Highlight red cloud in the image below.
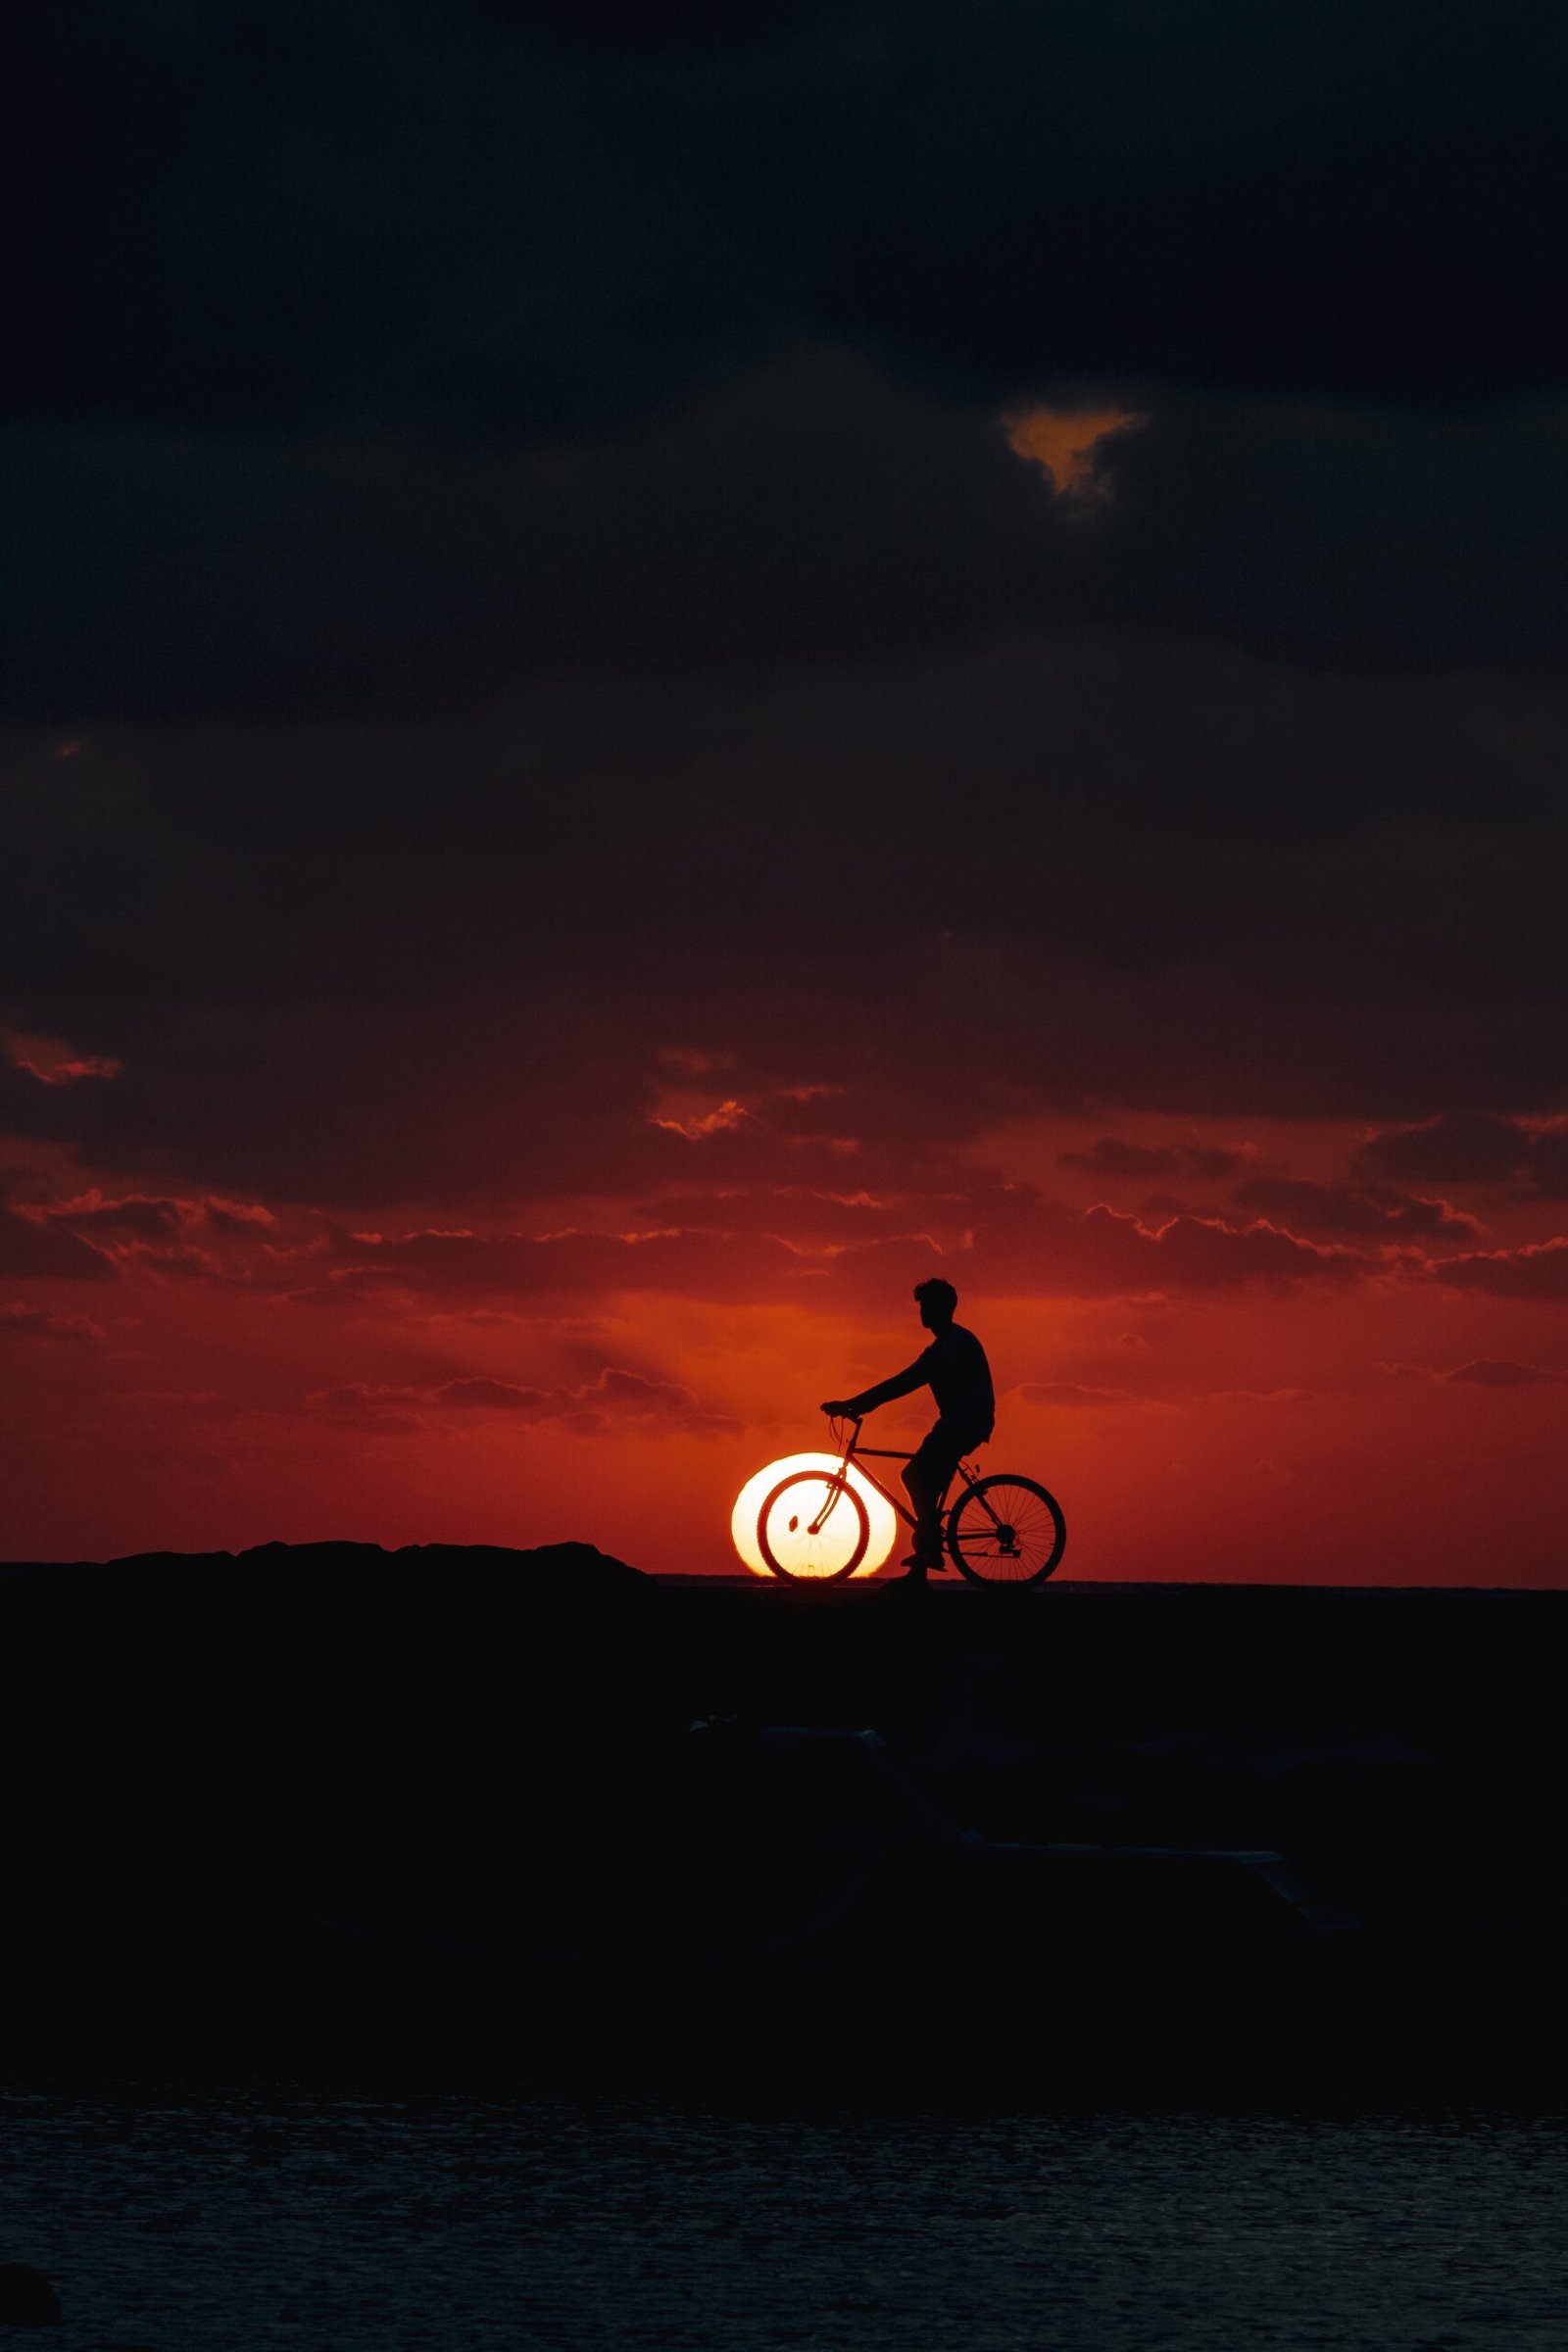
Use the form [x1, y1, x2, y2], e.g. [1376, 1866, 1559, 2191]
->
[1426, 1239, 1568, 1299]
[1232, 1177, 1477, 1241]
[1013, 1202, 1366, 1296]
[206, 1190, 1382, 1312]
[790, 1193, 1371, 1303]
[1354, 1110, 1528, 1183]
[46, 1193, 277, 1241]
[46, 1194, 185, 1239]
[198, 1201, 278, 1234]
[652, 1099, 755, 1140]
[16, 1175, 1380, 1320]
[0, 1205, 117, 1281]
[1059, 1137, 1250, 1180]
[1, 1027, 122, 1085]
[0, 1300, 104, 1342]
[310, 1365, 738, 1437]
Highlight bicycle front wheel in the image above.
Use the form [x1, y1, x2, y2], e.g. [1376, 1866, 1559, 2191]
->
[947, 1474, 1066, 1587]
[758, 1470, 869, 1582]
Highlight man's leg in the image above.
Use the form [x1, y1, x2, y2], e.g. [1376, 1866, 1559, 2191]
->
[902, 1423, 966, 1569]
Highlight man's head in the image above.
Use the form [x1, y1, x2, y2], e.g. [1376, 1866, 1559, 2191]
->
[914, 1276, 957, 1332]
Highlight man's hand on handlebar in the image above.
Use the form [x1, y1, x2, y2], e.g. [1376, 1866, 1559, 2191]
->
[820, 1398, 856, 1417]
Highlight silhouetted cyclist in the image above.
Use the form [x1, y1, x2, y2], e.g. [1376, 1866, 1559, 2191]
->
[821, 1277, 995, 1584]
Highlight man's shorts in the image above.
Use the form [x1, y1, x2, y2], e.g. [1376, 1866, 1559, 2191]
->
[906, 1418, 993, 1494]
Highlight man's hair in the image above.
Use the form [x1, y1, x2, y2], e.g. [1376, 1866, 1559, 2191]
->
[914, 1276, 957, 1318]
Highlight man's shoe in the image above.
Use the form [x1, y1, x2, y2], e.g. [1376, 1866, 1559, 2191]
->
[894, 1551, 940, 1580]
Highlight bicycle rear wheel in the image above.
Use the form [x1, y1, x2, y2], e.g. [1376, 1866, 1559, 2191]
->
[946, 1474, 1065, 1586]
[758, 1470, 869, 1582]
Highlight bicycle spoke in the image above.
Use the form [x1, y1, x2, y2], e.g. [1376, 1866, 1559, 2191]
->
[760, 1473, 868, 1580]
[949, 1479, 1064, 1585]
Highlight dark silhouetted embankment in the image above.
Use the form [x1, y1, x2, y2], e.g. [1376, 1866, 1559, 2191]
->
[1, 1543, 1562, 2097]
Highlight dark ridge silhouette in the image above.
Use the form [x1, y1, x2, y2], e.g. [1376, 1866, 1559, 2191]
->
[0, 1543, 1562, 2099]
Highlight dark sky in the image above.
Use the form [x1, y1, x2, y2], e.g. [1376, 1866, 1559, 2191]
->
[4, 1, 1567, 1575]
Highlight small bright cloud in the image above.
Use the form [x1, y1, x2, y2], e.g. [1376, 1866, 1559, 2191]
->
[652, 1097, 754, 1140]
[1004, 404, 1149, 499]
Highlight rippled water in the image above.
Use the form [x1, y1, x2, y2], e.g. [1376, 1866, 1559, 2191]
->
[1, 2090, 1563, 2350]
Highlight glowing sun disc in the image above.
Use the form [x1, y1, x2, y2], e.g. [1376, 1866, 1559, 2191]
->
[731, 1451, 899, 1579]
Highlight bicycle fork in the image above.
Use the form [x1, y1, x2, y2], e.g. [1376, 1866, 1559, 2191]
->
[806, 1472, 856, 1539]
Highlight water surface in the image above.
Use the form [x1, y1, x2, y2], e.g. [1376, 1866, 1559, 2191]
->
[1, 2091, 1562, 2349]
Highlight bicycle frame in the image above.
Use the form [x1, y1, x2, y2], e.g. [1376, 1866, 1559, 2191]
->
[812, 1415, 1003, 1544]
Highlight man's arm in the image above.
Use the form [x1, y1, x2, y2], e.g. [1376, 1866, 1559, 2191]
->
[821, 1353, 929, 1417]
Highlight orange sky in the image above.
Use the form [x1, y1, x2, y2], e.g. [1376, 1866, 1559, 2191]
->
[5, 1053, 1565, 1581]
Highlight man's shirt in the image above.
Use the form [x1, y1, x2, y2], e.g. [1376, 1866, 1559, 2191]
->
[849, 1322, 995, 1432]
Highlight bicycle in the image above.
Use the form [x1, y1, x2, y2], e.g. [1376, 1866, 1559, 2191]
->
[757, 1415, 1066, 1586]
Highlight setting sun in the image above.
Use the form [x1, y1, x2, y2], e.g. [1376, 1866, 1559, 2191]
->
[730, 1452, 899, 1579]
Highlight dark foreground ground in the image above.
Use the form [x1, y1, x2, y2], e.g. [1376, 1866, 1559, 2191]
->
[1, 1543, 1562, 2103]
